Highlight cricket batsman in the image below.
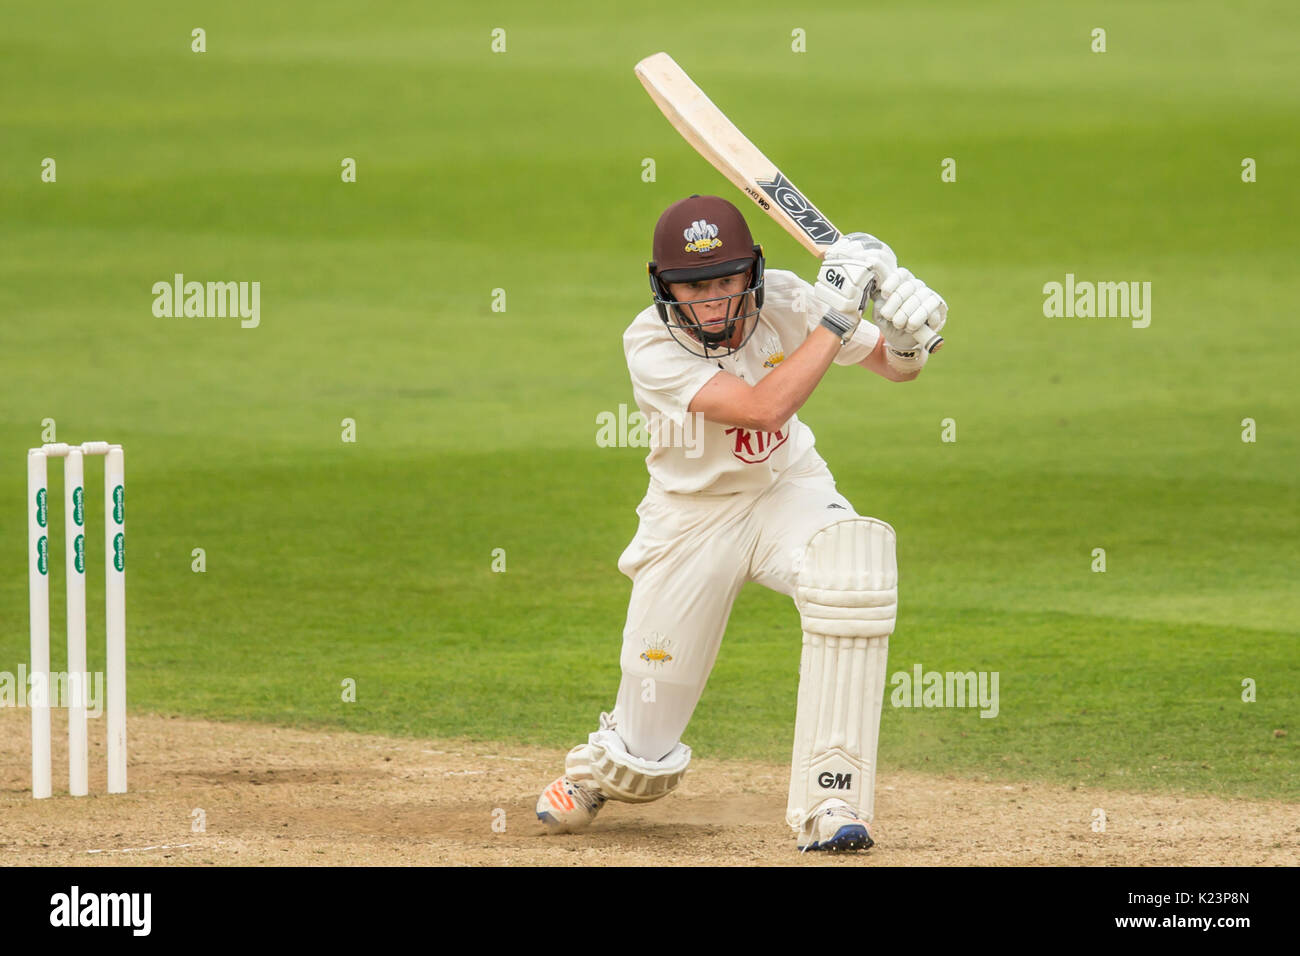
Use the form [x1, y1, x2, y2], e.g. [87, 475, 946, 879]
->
[536, 195, 947, 851]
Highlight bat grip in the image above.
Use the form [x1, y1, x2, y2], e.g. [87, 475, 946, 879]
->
[912, 324, 944, 353]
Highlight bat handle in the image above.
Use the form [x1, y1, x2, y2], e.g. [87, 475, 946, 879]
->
[861, 279, 944, 353]
[912, 324, 944, 353]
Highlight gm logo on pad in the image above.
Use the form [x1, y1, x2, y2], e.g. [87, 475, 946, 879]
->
[818, 771, 852, 790]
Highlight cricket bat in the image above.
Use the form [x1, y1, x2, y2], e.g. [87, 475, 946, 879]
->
[634, 51, 943, 353]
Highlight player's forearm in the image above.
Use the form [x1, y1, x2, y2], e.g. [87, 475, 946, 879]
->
[748, 325, 843, 430]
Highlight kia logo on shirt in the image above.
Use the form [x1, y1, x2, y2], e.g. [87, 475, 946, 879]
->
[723, 426, 788, 463]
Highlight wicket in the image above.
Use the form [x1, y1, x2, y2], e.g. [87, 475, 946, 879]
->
[27, 441, 126, 799]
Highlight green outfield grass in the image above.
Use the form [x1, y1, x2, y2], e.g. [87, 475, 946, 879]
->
[1, 0, 1295, 800]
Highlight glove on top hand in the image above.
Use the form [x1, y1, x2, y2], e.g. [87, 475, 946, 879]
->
[813, 233, 897, 341]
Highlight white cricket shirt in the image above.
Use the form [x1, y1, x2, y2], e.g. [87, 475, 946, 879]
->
[623, 268, 880, 495]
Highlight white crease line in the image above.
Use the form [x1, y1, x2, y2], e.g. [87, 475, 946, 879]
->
[420, 751, 528, 762]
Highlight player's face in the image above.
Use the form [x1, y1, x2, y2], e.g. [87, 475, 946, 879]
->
[667, 272, 751, 346]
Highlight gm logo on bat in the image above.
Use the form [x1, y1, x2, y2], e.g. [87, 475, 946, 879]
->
[757, 173, 838, 244]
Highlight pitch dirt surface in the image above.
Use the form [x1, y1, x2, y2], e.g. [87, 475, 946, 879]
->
[1, 711, 1295, 867]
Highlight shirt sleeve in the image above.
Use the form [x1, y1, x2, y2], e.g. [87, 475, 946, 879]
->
[769, 270, 881, 366]
[624, 315, 725, 427]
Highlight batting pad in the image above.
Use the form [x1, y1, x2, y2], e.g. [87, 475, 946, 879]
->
[787, 518, 896, 827]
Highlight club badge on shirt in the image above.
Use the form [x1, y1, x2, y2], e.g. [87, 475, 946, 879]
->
[760, 333, 785, 368]
[724, 425, 789, 464]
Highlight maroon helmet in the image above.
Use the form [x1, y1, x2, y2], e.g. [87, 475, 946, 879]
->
[647, 195, 765, 357]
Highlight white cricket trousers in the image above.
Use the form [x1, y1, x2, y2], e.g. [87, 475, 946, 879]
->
[611, 448, 862, 761]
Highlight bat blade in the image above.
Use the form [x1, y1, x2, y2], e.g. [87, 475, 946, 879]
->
[634, 51, 943, 353]
[634, 52, 839, 258]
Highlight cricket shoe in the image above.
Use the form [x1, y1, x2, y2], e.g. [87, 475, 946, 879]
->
[536, 775, 607, 833]
[797, 799, 875, 852]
